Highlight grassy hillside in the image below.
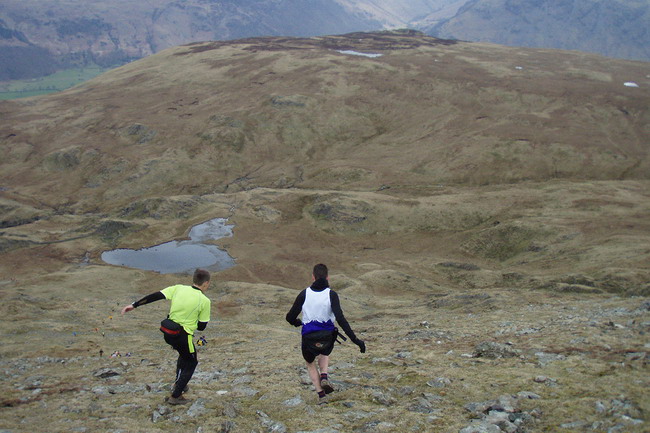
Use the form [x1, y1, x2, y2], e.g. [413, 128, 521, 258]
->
[1, 32, 648, 206]
[0, 31, 648, 432]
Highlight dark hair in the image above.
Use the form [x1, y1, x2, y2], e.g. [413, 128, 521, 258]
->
[313, 263, 328, 280]
[193, 269, 211, 286]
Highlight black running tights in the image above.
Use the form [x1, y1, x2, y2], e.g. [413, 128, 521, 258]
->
[164, 332, 198, 398]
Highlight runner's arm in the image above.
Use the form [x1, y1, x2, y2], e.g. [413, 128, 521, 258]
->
[121, 291, 165, 315]
[285, 290, 306, 326]
[132, 291, 165, 307]
[331, 291, 366, 352]
[330, 291, 358, 341]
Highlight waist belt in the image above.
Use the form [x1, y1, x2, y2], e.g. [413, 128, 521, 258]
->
[160, 326, 182, 335]
[160, 318, 183, 335]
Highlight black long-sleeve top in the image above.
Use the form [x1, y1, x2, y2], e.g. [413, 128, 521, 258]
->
[285, 281, 358, 341]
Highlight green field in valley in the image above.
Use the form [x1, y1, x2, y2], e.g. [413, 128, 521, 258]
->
[0, 65, 110, 100]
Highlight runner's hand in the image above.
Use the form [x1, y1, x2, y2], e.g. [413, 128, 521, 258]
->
[354, 338, 366, 353]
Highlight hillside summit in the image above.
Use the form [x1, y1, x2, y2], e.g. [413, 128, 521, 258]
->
[0, 31, 648, 432]
[1, 0, 648, 83]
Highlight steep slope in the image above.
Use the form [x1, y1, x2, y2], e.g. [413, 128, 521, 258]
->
[429, 0, 650, 61]
[1, 31, 648, 212]
[1, 30, 648, 293]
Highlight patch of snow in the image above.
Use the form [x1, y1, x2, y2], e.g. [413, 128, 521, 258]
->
[337, 50, 383, 58]
[624, 82, 639, 87]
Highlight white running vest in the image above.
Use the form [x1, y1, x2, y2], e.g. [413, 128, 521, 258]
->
[301, 288, 335, 325]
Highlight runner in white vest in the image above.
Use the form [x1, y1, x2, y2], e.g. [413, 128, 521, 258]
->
[286, 263, 366, 404]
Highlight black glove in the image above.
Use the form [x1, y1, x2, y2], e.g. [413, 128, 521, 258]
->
[353, 338, 366, 353]
[292, 319, 302, 327]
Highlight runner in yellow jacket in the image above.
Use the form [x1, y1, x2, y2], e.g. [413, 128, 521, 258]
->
[121, 269, 211, 405]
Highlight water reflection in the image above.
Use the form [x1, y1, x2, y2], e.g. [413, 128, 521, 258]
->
[101, 218, 235, 274]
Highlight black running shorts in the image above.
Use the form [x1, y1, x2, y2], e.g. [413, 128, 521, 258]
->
[301, 330, 335, 363]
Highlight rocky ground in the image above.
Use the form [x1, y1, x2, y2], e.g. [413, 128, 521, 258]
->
[0, 278, 647, 433]
[0, 188, 648, 432]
